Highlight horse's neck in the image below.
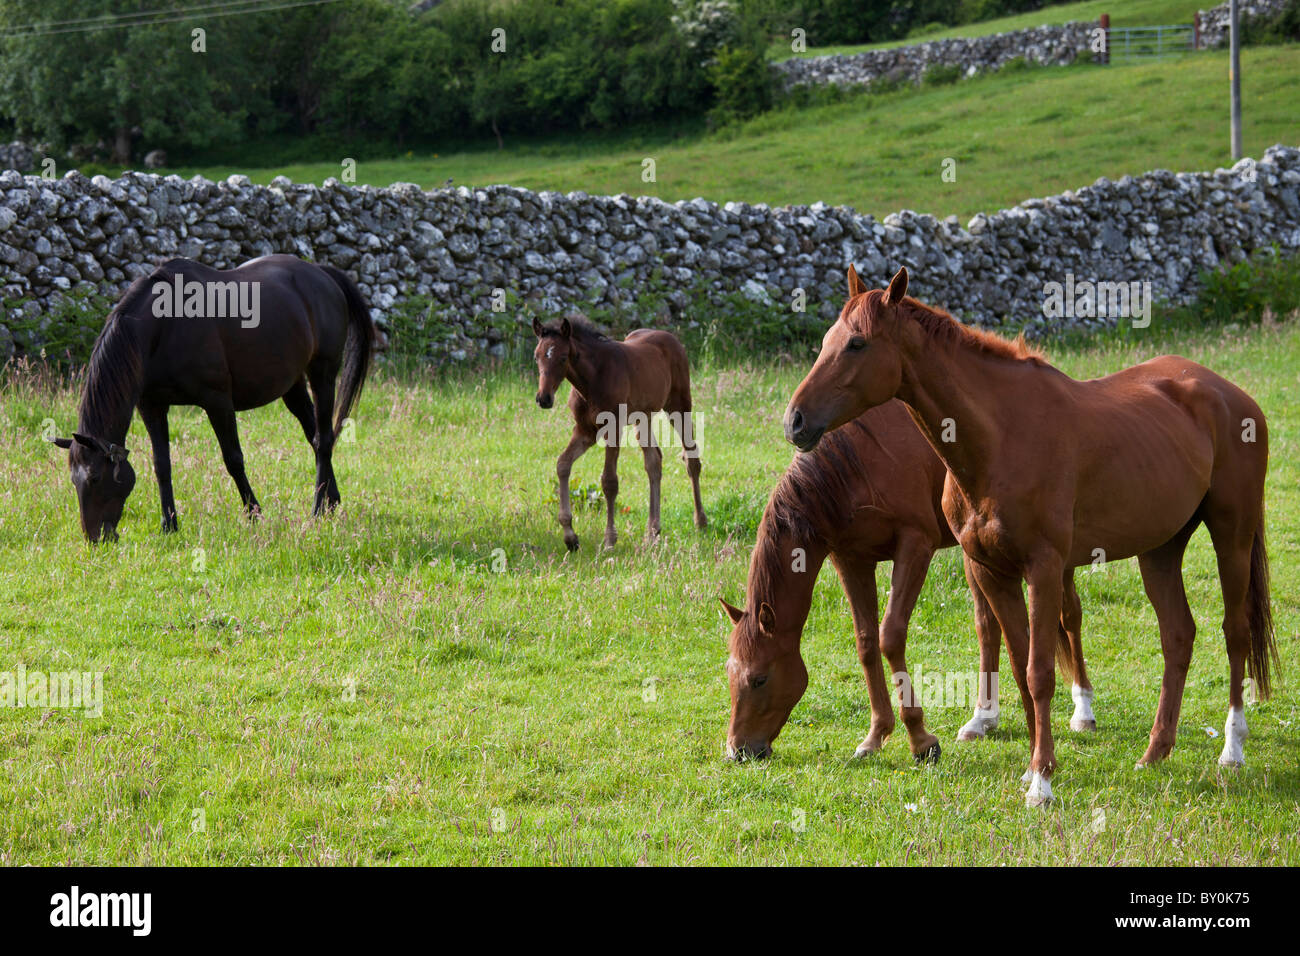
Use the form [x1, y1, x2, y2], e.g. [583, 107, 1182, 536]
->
[78, 317, 145, 444]
[565, 339, 613, 404]
[748, 522, 830, 644]
[897, 339, 1030, 497]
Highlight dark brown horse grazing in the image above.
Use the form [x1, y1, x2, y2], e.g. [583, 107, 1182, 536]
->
[51, 255, 374, 541]
[723, 401, 1095, 763]
[784, 265, 1277, 806]
[532, 316, 705, 551]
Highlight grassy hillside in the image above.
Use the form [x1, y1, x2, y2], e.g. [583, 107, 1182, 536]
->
[3, 316, 1298, 864]
[776, 0, 1213, 58]
[171, 46, 1300, 222]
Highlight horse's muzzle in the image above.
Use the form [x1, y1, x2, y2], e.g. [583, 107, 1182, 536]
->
[536, 393, 554, 410]
[726, 740, 773, 762]
[783, 407, 823, 452]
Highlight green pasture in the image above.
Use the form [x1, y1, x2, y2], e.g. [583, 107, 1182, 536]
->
[2, 314, 1298, 864]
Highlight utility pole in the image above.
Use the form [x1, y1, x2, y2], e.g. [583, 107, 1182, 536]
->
[1230, 0, 1242, 159]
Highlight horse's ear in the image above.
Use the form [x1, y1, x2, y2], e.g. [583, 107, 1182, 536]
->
[719, 598, 744, 625]
[847, 264, 867, 298]
[50, 436, 73, 449]
[559, 317, 572, 339]
[73, 433, 105, 453]
[757, 602, 776, 634]
[884, 266, 908, 306]
[531, 317, 544, 338]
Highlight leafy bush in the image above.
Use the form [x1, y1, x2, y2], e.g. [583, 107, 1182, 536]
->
[922, 62, 964, 86]
[1243, 0, 1300, 45]
[708, 44, 776, 124]
[1192, 248, 1300, 326]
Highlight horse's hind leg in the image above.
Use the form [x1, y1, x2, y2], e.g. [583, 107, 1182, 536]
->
[667, 402, 706, 529]
[601, 443, 621, 550]
[306, 362, 340, 515]
[636, 418, 662, 540]
[556, 425, 595, 552]
[1061, 569, 1097, 732]
[1136, 522, 1198, 767]
[957, 555, 1003, 741]
[205, 402, 260, 518]
[1204, 512, 1259, 767]
[282, 378, 317, 446]
[878, 532, 941, 763]
[138, 400, 179, 533]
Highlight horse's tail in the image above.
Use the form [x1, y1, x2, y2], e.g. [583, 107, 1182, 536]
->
[1247, 517, 1279, 699]
[320, 264, 374, 440]
[1054, 621, 1077, 685]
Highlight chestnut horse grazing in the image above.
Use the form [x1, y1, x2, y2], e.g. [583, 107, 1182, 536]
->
[51, 255, 374, 541]
[532, 316, 705, 551]
[784, 265, 1277, 806]
[723, 401, 1095, 763]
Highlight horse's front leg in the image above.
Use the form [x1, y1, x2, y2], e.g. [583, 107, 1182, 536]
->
[832, 559, 893, 757]
[556, 427, 594, 552]
[204, 402, 260, 518]
[879, 533, 941, 763]
[1025, 554, 1066, 806]
[138, 400, 178, 533]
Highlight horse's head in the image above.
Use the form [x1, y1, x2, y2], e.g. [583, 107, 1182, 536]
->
[721, 597, 808, 761]
[531, 317, 572, 409]
[784, 265, 909, 452]
[51, 433, 135, 542]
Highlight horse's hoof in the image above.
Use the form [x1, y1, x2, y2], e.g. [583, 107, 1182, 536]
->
[695, 516, 708, 530]
[564, 535, 580, 553]
[602, 536, 617, 550]
[956, 715, 996, 741]
[915, 742, 941, 765]
[1024, 771, 1054, 807]
[853, 741, 883, 759]
[1070, 718, 1098, 732]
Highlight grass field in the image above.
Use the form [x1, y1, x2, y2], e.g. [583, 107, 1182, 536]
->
[774, 0, 1211, 58]
[2, 315, 1298, 865]
[168, 46, 1300, 222]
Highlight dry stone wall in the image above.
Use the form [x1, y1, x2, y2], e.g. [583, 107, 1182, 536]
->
[2, 144, 1299, 362]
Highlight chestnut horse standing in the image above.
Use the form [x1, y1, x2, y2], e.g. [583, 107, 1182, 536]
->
[532, 316, 705, 551]
[723, 401, 1095, 763]
[784, 266, 1277, 806]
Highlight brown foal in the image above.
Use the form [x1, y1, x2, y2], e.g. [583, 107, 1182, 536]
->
[723, 401, 1093, 764]
[533, 316, 706, 551]
[784, 266, 1277, 806]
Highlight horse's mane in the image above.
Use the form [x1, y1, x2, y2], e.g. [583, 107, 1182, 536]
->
[78, 271, 157, 435]
[536, 314, 610, 347]
[737, 419, 876, 651]
[856, 290, 1044, 364]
